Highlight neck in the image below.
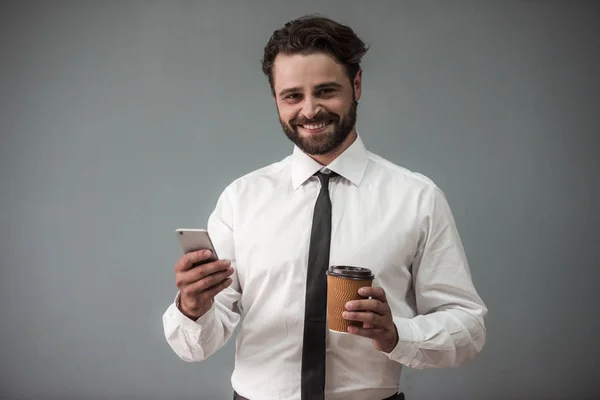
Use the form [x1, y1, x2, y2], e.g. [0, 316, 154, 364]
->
[309, 129, 357, 166]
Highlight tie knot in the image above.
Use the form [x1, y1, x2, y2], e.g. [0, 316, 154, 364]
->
[315, 171, 337, 187]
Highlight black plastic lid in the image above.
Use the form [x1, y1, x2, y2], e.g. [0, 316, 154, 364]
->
[326, 265, 374, 280]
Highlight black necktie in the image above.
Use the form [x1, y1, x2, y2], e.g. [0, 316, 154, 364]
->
[301, 171, 336, 400]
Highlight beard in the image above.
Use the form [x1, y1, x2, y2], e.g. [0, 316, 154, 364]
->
[279, 100, 357, 155]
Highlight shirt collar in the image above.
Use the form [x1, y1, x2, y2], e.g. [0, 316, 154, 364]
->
[290, 132, 369, 190]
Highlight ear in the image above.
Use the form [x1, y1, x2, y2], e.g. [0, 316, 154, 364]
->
[353, 69, 363, 101]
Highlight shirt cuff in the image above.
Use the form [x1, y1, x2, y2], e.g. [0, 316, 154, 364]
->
[382, 315, 421, 368]
[171, 291, 217, 331]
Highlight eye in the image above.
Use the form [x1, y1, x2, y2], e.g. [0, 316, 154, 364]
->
[284, 93, 301, 101]
[316, 88, 336, 97]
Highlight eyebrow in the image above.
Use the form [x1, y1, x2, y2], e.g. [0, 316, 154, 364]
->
[278, 81, 343, 97]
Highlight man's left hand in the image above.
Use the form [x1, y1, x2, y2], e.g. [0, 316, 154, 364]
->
[343, 286, 399, 353]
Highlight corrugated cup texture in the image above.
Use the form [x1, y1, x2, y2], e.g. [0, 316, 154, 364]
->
[327, 274, 373, 332]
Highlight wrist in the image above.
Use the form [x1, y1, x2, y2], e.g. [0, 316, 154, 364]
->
[177, 296, 208, 321]
[382, 323, 399, 353]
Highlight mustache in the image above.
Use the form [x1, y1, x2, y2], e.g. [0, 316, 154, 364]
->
[291, 112, 339, 127]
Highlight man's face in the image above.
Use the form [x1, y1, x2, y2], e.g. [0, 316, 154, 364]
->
[272, 52, 361, 155]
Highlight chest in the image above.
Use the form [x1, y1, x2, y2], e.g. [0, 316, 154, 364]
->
[232, 180, 422, 305]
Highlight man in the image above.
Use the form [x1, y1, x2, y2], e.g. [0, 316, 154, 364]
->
[163, 15, 487, 400]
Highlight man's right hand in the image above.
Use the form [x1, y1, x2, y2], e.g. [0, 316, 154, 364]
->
[174, 250, 234, 320]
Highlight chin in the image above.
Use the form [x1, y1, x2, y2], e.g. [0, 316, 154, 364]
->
[300, 131, 330, 141]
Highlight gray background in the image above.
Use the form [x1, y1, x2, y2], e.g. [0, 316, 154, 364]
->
[1, 1, 599, 399]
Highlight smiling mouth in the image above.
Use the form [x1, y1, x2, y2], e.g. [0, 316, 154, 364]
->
[298, 121, 332, 133]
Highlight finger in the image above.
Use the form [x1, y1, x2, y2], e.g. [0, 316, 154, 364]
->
[345, 299, 386, 315]
[342, 311, 386, 327]
[177, 263, 233, 289]
[358, 286, 387, 303]
[347, 325, 386, 339]
[198, 277, 233, 303]
[175, 250, 216, 272]
[176, 260, 232, 288]
[184, 269, 234, 296]
[192, 259, 232, 281]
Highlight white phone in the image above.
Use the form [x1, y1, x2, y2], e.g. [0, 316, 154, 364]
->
[175, 228, 219, 263]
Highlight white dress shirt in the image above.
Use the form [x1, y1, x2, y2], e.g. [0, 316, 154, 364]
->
[162, 134, 487, 400]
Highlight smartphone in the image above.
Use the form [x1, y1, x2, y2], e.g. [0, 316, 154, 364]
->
[175, 228, 219, 265]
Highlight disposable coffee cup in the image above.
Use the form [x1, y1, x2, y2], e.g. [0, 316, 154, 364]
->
[326, 265, 375, 332]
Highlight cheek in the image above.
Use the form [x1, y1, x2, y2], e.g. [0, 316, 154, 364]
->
[325, 98, 350, 116]
[278, 105, 298, 123]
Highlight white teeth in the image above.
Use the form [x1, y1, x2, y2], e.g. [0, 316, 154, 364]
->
[303, 122, 328, 130]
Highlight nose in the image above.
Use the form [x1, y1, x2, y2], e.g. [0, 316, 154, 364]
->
[301, 96, 321, 120]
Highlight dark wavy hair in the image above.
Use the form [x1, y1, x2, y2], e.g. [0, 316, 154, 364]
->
[261, 15, 369, 94]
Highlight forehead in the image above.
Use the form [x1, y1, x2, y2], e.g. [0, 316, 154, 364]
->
[272, 52, 348, 92]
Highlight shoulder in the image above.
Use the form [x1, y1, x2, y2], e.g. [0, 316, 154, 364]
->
[366, 151, 455, 221]
[366, 150, 440, 192]
[220, 155, 292, 199]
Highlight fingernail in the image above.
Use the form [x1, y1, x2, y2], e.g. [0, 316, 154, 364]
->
[203, 250, 212, 256]
[342, 312, 349, 318]
[345, 302, 352, 310]
[358, 288, 366, 295]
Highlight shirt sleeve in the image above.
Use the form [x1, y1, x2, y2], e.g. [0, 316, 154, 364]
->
[385, 184, 488, 369]
[162, 184, 242, 362]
